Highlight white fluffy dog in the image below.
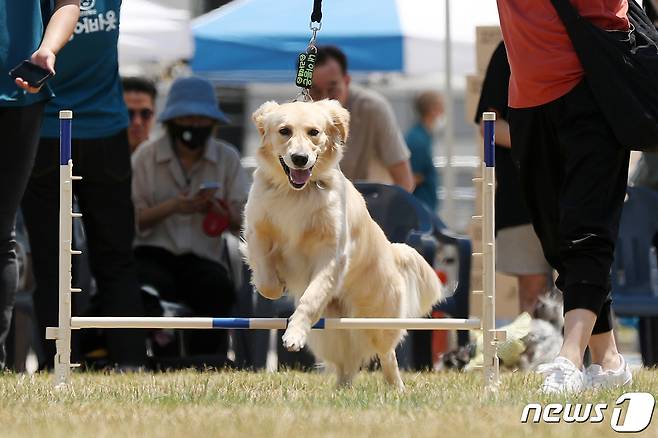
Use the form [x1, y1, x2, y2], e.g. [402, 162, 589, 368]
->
[241, 99, 445, 389]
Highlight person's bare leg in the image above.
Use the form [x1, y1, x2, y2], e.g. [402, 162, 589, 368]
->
[558, 308, 598, 369]
[588, 330, 622, 371]
[518, 273, 548, 314]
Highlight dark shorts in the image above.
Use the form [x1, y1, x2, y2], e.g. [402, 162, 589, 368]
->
[509, 80, 630, 334]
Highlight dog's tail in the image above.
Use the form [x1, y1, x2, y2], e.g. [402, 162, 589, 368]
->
[392, 243, 445, 318]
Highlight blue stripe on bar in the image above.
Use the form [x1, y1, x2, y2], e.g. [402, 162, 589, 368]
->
[483, 118, 495, 168]
[312, 318, 325, 329]
[484, 119, 495, 168]
[60, 118, 72, 165]
[211, 318, 250, 329]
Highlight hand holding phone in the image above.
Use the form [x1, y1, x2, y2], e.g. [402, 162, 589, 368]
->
[194, 181, 221, 199]
[10, 50, 55, 93]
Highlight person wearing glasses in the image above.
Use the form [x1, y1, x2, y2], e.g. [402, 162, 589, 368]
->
[122, 77, 157, 153]
[311, 46, 414, 192]
[21, 0, 146, 370]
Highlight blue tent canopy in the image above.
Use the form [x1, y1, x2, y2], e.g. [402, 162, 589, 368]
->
[191, 0, 434, 81]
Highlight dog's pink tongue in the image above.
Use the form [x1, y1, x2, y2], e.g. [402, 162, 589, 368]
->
[290, 168, 311, 185]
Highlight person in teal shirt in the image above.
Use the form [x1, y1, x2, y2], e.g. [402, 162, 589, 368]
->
[21, 0, 146, 369]
[0, 0, 78, 370]
[405, 91, 444, 213]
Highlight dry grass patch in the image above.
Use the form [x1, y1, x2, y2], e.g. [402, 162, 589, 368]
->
[0, 368, 656, 438]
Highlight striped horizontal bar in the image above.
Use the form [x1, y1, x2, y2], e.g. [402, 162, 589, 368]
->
[71, 317, 481, 330]
[320, 318, 480, 330]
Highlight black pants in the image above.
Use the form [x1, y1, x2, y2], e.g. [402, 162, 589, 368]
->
[0, 102, 45, 369]
[22, 129, 146, 367]
[509, 80, 630, 335]
[135, 246, 235, 356]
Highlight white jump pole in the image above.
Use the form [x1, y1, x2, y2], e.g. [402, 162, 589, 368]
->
[481, 112, 502, 391]
[46, 110, 82, 388]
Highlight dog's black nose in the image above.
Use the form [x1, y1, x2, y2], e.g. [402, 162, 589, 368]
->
[290, 153, 308, 167]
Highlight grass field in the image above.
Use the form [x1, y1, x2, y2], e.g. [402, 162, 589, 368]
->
[1, 368, 656, 438]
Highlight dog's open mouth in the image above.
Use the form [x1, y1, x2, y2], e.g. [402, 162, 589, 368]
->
[279, 157, 313, 189]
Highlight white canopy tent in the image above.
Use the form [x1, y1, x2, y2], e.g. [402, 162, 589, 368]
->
[118, 0, 194, 70]
[398, 0, 500, 77]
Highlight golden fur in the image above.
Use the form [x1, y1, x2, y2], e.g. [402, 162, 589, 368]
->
[241, 99, 444, 389]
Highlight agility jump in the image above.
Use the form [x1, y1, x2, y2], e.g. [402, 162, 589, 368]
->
[45, 109, 504, 392]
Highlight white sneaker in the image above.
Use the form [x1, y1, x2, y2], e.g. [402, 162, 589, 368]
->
[585, 354, 633, 390]
[536, 356, 586, 394]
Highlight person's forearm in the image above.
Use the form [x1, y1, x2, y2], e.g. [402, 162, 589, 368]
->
[137, 199, 177, 231]
[40, 1, 79, 55]
[389, 160, 415, 192]
[494, 119, 512, 148]
[414, 173, 425, 185]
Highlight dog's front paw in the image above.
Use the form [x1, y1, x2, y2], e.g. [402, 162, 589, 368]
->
[282, 326, 307, 352]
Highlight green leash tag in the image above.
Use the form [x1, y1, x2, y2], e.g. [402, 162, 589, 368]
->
[295, 52, 316, 89]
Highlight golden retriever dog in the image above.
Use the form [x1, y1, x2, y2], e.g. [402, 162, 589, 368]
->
[242, 99, 444, 390]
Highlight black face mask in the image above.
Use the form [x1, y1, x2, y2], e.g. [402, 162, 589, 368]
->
[168, 124, 213, 150]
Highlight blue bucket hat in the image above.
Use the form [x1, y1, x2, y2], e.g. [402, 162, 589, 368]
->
[159, 76, 230, 124]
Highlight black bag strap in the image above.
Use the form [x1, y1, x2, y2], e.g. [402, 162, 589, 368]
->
[550, 0, 658, 59]
[549, 0, 581, 27]
[551, 0, 658, 43]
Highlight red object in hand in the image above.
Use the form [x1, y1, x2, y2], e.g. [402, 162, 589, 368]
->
[435, 269, 448, 285]
[203, 199, 230, 237]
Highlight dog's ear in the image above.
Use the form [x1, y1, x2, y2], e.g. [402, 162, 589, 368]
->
[316, 99, 350, 144]
[252, 101, 280, 136]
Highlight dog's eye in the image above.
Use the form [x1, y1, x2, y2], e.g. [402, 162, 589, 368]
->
[308, 128, 319, 136]
[279, 127, 291, 136]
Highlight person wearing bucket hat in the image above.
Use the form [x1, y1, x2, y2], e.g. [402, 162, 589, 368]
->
[159, 76, 230, 124]
[131, 76, 250, 362]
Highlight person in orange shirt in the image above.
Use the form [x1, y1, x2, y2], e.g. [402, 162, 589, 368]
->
[497, 0, 633, 393]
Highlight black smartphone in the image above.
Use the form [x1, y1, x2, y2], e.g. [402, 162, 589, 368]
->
[8, 60, 53, 88]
